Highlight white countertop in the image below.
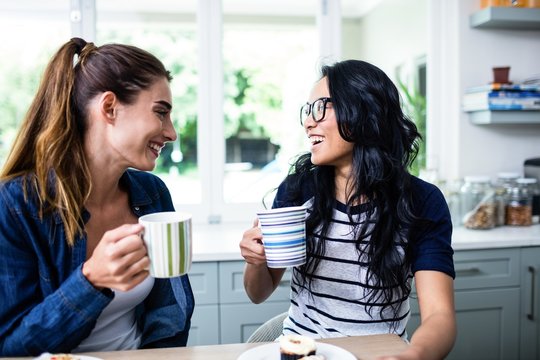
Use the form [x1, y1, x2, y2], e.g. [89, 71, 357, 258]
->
[191, 222, 540, 262]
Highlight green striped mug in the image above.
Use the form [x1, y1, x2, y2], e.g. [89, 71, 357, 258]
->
[139, 211, 192, 278]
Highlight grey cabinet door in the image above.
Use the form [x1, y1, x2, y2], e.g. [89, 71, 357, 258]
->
[450, 288, 520, 360]
[188, 262, 220, 345]
[521, 247, 540, 360]
[406, 248, 521, 360]
[188, 304, 220, 346]
[220, 301, 290, 344]
[406, 287, 520, 360]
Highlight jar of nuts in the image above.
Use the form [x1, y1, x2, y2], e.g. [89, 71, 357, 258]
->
[460, 176, 496, 230]
[505, 178, 533, 226]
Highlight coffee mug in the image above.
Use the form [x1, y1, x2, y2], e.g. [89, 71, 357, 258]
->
[257, 206, 307, 268]
[139, 211, 192, 278]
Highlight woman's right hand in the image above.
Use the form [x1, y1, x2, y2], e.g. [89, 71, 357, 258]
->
[239, 218, 267, 266]
[82, 223, 149, 292]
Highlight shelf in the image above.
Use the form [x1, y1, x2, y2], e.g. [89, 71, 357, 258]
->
[468, 110, 540, 124]
[470, 7, 540, 29]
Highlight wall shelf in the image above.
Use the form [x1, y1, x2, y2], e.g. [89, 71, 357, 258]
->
[470, 7, 540, 29]
[468, 110, 540, 124]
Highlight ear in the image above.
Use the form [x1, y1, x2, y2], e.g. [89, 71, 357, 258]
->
[98, 91, 118, 123]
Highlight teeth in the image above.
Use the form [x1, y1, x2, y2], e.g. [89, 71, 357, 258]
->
[149, 143, 162, 153]
[309, 136, 324, 144]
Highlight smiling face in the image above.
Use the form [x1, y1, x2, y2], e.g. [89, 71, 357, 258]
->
[304, 77, 354, 173]
[109, 76, 177, 171]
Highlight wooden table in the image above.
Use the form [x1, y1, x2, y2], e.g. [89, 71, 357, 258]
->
[1, 334, 408, 360]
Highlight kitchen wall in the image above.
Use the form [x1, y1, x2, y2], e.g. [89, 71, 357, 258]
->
[429, 0, 540, 181]
[342, 0, 427, 83]
[344, 0, 540, 183]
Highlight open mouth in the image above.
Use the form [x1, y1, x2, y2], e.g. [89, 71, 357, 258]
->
[309, 135, 325, 146]
[148, 142, 163, 156]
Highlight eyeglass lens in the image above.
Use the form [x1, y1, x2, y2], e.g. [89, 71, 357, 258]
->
[300, 98, 330, 125]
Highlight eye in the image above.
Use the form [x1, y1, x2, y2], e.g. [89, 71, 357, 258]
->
[155, 109, 169, 120]
[314, 100, 325, 113]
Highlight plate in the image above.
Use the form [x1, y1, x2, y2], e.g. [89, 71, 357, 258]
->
[34, 354, 103, 360]
[237, 342, 356, 360]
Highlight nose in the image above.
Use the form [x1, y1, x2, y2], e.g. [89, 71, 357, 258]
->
[163, 118, 177, 142]
[303, 112, 317, 130]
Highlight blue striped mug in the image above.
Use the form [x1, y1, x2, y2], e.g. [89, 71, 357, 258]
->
[257, 206, 307, 268]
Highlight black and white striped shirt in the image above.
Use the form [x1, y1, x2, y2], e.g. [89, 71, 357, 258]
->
[282, 198, 411, 339]
[275, 175, 454, 340]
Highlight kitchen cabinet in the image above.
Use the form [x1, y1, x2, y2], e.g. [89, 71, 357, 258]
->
[188, 260, 291, 345]
[407, 248, 522, 360]
[520, 247, 540, 360]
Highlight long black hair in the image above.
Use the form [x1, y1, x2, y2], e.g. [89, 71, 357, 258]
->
[286, 59, 421, 323]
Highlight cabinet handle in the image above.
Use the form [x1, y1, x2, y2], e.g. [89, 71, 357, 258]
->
[528, 266, 536, 321]
[455, 267, 481, 276]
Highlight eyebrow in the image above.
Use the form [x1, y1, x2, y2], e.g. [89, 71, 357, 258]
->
[155, 100, 172, 110]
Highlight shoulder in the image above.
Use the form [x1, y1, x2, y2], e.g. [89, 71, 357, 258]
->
[409, 176, 448, 217]
[0, 175, 40, 214]
[273, 171, 315, 208]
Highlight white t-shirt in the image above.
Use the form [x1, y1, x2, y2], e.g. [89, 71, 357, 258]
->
[73, 276, 155, 353]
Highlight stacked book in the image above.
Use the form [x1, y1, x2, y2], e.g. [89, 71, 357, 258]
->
[463, 83, 540, 112]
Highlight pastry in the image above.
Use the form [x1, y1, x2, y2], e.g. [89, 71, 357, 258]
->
[279, 334, 317, 360]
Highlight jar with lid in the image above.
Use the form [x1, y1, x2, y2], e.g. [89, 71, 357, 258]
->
[517, 177, 539, 225]
[444, 179, 463, 228]
[493, 172, 520, 226]
[505, 178, 534, 226]
[460, 176, 496, 230]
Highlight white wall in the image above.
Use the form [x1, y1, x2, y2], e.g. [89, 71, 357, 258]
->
[343, 0, 428, 80]
[345, 0, 540, 182]
[430, 0, 540, 182]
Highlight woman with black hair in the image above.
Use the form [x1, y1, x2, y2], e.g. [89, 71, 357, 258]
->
[240, 60, 455, 359]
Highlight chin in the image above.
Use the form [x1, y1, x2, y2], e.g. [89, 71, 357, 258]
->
[134, 161, 156, 172]
[310, 155, 323, 166]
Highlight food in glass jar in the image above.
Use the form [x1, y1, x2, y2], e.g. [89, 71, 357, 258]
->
[464, 203, 497, 229]
[506, 204, 532, 226]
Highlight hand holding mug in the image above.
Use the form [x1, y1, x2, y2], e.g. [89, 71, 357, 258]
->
[82, 223, 149, 291]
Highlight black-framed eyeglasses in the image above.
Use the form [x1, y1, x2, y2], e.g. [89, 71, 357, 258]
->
[299, 97, 333, 126]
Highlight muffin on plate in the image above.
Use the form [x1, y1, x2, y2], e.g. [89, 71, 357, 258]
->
[279, 334, 317, 359]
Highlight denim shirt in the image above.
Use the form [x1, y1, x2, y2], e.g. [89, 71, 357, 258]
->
[0, 169, 194, 356]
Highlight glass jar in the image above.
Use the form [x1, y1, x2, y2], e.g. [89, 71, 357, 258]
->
[505, 178, 534, 226]
[493, 172, 520, 226]
[444, 179, 463, 228]
[460, 176, 496, 230]
[521, 178, 540, 225]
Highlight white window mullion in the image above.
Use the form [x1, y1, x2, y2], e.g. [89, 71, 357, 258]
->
[317, 0, 341, 62]
[198, 0, 224, 224]
[70, 0, 96, 41]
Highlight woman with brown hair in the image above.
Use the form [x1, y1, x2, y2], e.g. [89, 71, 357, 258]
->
[0, 38, 193, 356]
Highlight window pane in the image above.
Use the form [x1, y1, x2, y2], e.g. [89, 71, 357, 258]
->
[96, 0, 200, 204]
[0, 1, 70, 168]
[222, 2, 319, 206]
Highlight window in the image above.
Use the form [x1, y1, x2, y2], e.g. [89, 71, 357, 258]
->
[0, 1, 70, 165]
[1, 1, 428, 227]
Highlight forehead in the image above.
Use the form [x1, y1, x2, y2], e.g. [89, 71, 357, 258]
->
[309, 76, 330, 101]
[150, 77, 172, 99]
